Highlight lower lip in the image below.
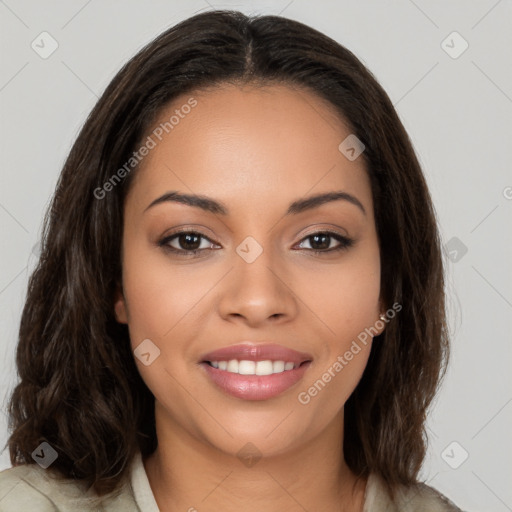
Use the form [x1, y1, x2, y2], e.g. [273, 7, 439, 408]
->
[200, 361, 312, 400]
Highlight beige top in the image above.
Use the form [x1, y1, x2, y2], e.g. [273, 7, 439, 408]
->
[0, 451, 464, 511]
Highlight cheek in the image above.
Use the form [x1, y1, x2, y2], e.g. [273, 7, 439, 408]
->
[295, 244, 381, 343]
[297, 246, 380, 402]
[120, 239, 204, 344]
[300, 347, 371, 414]
[120, 242, 199, 407]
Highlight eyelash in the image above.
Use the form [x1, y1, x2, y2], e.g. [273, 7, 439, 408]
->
[158, 229, 354, 257]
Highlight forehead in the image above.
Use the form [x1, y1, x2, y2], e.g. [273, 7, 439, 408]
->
[127, 83, 373, 219]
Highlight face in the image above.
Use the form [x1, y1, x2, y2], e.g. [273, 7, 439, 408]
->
[114, 83, 385, 458]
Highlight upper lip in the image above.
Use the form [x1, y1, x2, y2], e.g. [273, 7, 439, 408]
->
[199, 343, 313, 364]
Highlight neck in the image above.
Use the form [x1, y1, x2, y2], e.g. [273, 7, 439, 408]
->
[143, 403, 366, 512]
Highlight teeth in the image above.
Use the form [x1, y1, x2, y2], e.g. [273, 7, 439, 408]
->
[209, 359, 299, 375]
[273, 360, 284, 373]
[239, 360, 256, 375]
[227, 360, 239, 373]
[255, 361, 273, 375]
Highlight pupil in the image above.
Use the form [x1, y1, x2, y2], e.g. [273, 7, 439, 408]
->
[180, 233, 200, 250]
[311, 234, 329, 250]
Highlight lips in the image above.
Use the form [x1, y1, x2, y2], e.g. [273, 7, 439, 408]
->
[198, 342, 313, 400]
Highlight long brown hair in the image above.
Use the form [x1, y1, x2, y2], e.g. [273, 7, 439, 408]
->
[6, 9, 449, 499]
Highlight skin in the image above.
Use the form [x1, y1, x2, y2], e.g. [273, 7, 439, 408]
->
[114, 83, 386, 512]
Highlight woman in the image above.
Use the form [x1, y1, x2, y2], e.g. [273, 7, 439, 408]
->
[0, 9, 465, 511]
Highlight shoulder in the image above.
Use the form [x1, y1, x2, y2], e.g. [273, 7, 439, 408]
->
[394, 481, 465, 511]
[365, 472, 466, 511]
[0, 464, 139, 512]
[0, 464, 60, 511]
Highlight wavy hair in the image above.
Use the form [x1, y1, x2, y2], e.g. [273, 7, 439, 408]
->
[6, 9, 449, 499]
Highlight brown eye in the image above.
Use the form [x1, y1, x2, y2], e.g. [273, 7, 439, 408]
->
[174, 233, 202, 251]
[297, 231, 354, 254]
[158, 231, 218, 256]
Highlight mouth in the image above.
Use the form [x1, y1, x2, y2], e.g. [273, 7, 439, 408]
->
[198, 342, 313, 400]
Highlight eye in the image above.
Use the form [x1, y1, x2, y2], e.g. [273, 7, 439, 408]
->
[158, 230, 218, 256]
[158, 229, 354, 257]
[296, 231, 354, 254]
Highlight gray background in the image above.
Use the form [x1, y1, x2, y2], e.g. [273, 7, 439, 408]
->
[1, 1, 511, 510]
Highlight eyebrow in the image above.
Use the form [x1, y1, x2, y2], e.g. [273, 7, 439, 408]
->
[144, 190, 366, 217]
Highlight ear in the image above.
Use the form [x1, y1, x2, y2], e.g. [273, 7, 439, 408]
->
[114, 283, 128, 324]
[374, 300, 389, 337]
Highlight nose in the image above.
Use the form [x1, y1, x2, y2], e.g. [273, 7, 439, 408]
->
[216, 247, 298, 327]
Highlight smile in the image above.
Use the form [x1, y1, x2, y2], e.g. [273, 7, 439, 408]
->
[198, 342, 313, 400]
